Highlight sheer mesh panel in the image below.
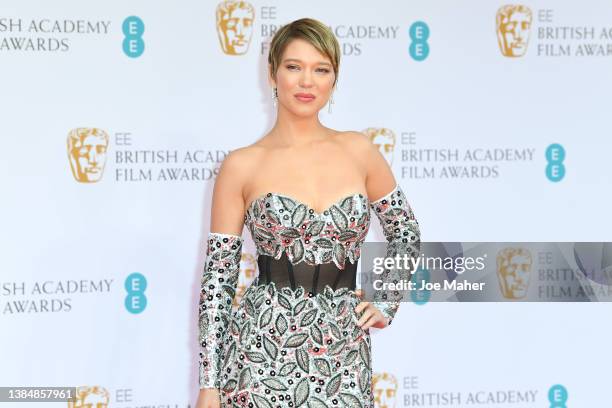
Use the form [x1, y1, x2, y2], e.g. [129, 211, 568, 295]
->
[255, 252, 357, 294]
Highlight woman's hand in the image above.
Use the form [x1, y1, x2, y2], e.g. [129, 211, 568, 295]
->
[354, 289, 390, 330]
[196, 388, 221, 408]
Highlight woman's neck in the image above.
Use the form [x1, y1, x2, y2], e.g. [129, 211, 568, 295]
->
[270, 110, 329, 147]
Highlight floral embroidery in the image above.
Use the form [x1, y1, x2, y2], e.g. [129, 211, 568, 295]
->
[199, 184, 421, 407]
[219, 282, 373, 408]
[369, 185, 421, 326]
[199, 232, 244, 389]
[244, 193, 370, 270]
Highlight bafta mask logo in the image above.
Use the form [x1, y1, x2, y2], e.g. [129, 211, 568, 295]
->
[496, 247, 533, 299]
[216, 1, 255, 55]
[363, 128, 396, 166]
[67, 386, 109, 408]
[234, 252, 258, 308]
[372, 372, 398, 408]
[496, 5, 533, 57]
[67, 128, 109, 183]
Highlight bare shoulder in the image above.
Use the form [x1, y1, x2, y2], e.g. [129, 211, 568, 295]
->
[333, 130, 371, 145]
[209, 144, 265, 234]
[213, 144, 266, 210]
[332, 130, 377, 158]
[217, 144, 265, 184]
[332, 130, 397, 199]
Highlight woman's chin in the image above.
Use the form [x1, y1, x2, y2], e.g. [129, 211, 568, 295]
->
[284, 104, 323, 117]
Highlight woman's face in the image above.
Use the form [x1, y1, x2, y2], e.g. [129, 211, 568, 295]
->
[270, 38, 336, 117]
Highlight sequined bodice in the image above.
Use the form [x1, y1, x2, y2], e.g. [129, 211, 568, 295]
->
[199, 183, 419, 388]
[244, 192, 371, 271]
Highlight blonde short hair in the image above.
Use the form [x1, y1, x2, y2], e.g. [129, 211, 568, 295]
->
[268, 18, 340, 87]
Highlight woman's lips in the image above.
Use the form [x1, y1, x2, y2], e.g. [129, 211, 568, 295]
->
[294, 93, 315, 102]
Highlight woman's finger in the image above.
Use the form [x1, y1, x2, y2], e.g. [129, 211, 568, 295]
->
[368, 305, 390, 329]
[354, 300, 370, 313]
[357, 307, 374, 327]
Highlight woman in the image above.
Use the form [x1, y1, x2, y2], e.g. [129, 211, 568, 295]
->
[197, 18, 420, 408]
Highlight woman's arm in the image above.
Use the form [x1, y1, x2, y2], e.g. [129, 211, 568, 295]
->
[362, 134, 422, 327]
[198, 151, 248, 391]
[368, 183, 421, 325]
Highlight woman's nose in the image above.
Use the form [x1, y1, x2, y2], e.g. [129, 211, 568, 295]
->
[299, 71, 314, 88]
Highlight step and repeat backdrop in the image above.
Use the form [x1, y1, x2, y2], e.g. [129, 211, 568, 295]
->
[1, 0, 611, 406]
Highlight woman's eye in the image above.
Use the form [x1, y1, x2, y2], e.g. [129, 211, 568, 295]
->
[285, 65, 329, 73]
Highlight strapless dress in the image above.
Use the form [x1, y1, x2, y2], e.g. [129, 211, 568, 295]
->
[199, 184, 421, 408]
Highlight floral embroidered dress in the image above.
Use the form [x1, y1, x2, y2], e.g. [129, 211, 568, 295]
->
[199, 184, 420, 408]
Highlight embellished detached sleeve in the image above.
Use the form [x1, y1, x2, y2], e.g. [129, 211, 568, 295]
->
[199, 232, 243, 389]
[369, 183, 421, 326]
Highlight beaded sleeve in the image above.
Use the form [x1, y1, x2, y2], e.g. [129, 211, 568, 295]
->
[198, 232, 243, 389]
[369, 184, 421, 326]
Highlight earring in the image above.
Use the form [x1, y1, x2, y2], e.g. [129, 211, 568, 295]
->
[272, 87, 278, 108]
[328, 92, 334, 114]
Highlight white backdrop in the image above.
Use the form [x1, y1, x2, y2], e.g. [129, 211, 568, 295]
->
[1, 0, 611, 406]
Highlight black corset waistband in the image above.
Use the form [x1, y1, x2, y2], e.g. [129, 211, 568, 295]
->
[255, 252, 357, 294]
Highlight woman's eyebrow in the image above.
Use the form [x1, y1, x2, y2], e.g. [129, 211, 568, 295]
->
[282, 58, 332, 66]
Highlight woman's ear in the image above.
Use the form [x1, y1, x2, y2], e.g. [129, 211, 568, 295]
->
[267, 64, 276, 88]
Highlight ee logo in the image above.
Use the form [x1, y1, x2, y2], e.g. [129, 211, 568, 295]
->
[411, 267, 431, 305]
[548, 384, 568, 408]
[409, 21, 430, 61]
[125, 272, 147, 313]
[545, 143, 565, 182]
[123, 16, 145, 58]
